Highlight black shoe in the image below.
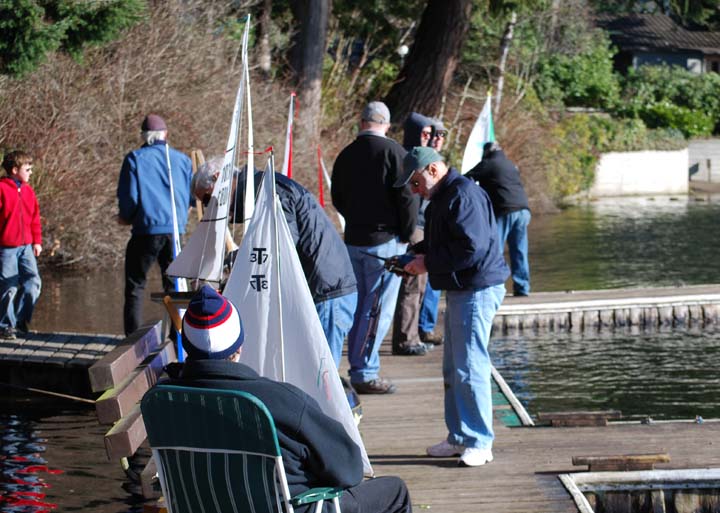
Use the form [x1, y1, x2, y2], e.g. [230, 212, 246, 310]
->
[392, 343, 429, 356]
[353, 378, 397, 395]
[0, 327, 16, 340]
[420, 330, 443, 346]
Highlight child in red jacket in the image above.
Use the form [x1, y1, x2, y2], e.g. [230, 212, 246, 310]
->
[0, 151, 42, 339]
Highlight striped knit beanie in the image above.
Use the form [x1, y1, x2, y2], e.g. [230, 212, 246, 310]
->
[181, 285, 244, 360]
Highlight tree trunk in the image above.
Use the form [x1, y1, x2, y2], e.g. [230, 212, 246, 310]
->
[288, 0, 329, 175]
[383, 0, 472, 125]
[495, 10, 517, 117]
[257, 0, 272, 78]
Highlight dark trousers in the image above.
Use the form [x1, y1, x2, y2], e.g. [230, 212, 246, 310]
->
[391, 228, 426, 350]
[124, 234, 174, 336]
[298, 476, 412, 513]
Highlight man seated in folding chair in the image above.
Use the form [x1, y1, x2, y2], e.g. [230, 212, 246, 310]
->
[158, 285, 413, 513]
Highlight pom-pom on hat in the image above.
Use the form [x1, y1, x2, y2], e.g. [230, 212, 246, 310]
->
[141, 114, 167, 131]
[181, 285, 244, 360]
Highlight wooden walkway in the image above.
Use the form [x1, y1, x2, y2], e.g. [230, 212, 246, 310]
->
[0, 331, 121, 398]
[496, 284, 720, 332]
[347, 344, 720, 512]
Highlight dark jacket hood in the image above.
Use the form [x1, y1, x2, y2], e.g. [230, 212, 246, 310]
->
[403, 112, 434, 149]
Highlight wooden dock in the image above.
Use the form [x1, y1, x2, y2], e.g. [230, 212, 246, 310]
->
[348, 345, 720, 512]
[495, 284, 720, 332]
[0, 330, 122, 398]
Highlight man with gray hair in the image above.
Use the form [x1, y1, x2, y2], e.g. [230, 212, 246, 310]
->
[117, 114, 193, 335]
[331, 101, 418, 394]
[396, 146, 508, 467]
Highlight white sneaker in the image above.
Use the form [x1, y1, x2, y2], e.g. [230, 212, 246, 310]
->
[426, 440, 464, 457]
[459, 447, 494, 467]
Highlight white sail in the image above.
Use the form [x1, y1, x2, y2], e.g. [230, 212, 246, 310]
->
[166, 21, 250, 282]
[223, 161, 372, 476]
[461, 92, 495, 173]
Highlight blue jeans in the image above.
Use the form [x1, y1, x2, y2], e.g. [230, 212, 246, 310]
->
[346, 238, 406, 383]
[315, 292, 358, 368]
[419, 281, 440, 333]
[497, 209, 531, 295]
[0, 245, 42, 331]
[443, 284, 505, 449]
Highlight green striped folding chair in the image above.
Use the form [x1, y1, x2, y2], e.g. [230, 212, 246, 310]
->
[141, 385, 343, 513]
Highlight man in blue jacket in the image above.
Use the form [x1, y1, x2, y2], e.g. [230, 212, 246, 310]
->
[396, 147, 509, 467]
[161, 285, 412, 513]
[117, 114, 193, 335]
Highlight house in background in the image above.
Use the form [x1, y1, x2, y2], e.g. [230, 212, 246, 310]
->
[595, 13, 720, 74]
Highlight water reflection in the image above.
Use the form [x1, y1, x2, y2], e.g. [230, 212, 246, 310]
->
[0, 398, 146, 513]
[528, 196, 720, 292]
[491, 325, 720, 421]
[0, 415, 58, 512]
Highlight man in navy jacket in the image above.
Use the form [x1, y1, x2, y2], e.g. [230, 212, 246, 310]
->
[161, 285, 412, 513]
[396, 147, 508, 467]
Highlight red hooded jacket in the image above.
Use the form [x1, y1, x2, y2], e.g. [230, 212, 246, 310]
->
[0, 176, 42, 248]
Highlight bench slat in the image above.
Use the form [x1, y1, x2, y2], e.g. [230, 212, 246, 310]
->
[89, 322, 163, 393]
[95, 341, 176, 424]
[104, 405, 146, 460]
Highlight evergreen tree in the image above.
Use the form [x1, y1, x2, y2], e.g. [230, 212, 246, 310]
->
[0, 0, 146, 76]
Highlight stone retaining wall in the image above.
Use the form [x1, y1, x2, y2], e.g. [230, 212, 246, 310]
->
[590, 149, 689, 197]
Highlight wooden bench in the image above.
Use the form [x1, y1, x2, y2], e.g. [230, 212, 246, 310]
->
[537, 410, 622, 427]
[89, 320, 176, 499]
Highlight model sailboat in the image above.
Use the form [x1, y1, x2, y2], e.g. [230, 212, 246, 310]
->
[223, 154, 373, 476]
[167, 19, 253, 282]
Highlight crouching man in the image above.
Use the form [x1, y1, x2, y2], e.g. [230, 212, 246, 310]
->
[395, 147, 509, 467]
[161, 285, 413, 512]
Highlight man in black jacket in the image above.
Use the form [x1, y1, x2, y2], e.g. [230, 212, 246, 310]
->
[332, 101, 419, 394]
[192, 160, 357, 368]
[466, 142, 531, 296]
[162, 285, 412, 513]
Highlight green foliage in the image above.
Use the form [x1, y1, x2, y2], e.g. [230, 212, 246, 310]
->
[543, 114, 687, 199]
[544, 115, 601, 199]
[534, 32, 621, 109]
[635, 101, 714, 138]
[53, 0, 146, 59]
[615, 65, 720, 135]
[0, 0, 146, 76]
[0, 0, 65, 76]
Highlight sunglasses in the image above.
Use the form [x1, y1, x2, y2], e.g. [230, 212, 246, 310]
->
[435, 130, 448, 138]
[420, 130, 432, 138]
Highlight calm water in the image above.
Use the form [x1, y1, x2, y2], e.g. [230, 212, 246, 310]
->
[4, 195, 720, 511]
[490, 326, 720, 421]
